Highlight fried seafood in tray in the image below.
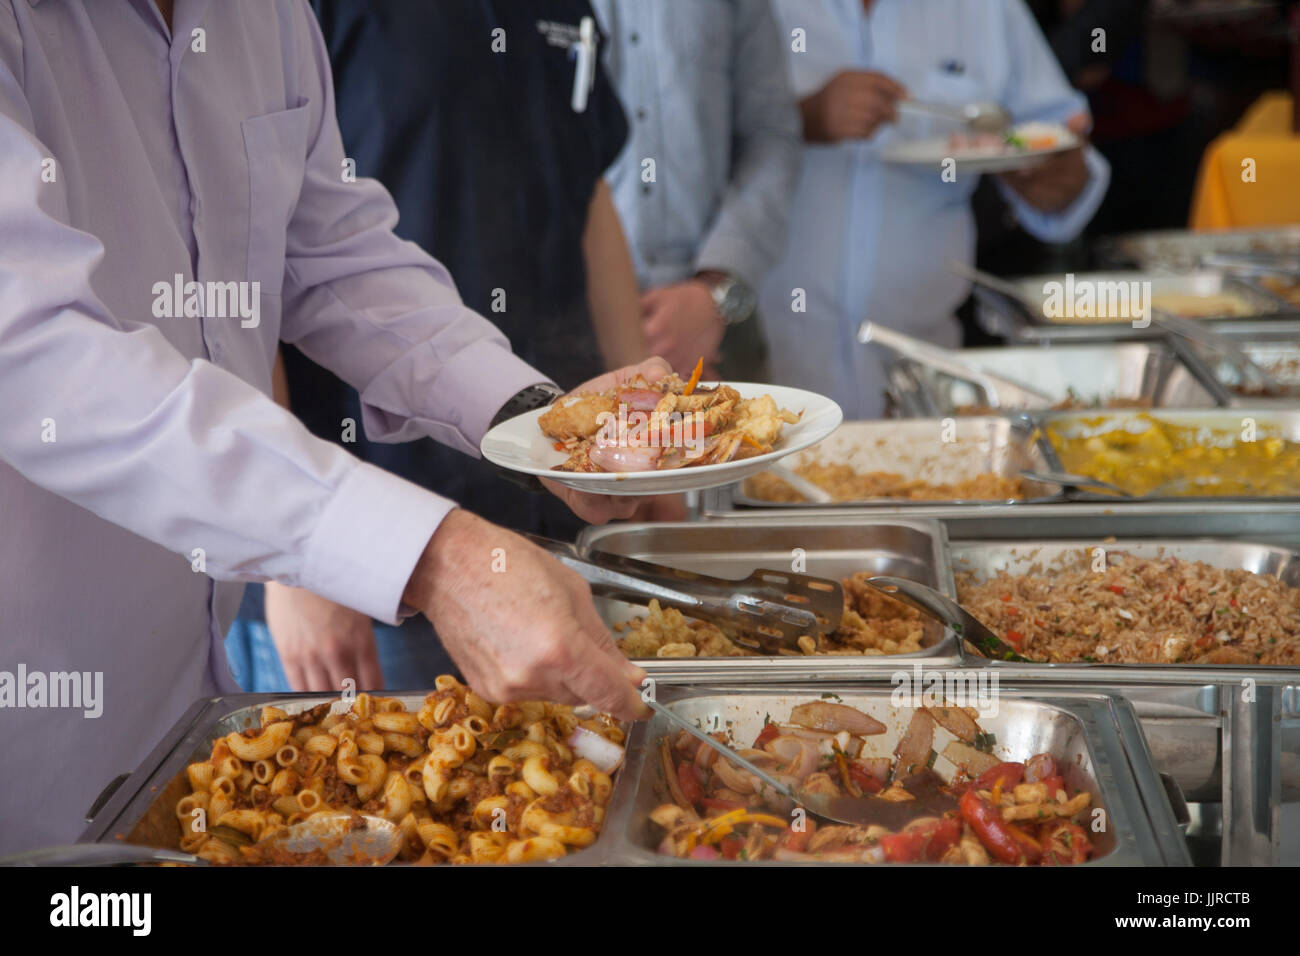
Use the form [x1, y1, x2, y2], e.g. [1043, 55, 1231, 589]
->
[539, 361, 800, 473]
[650, 700, 1095, 865]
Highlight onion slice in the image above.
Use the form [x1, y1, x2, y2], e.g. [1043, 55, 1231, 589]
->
[790, 702, 886, 736]
[567, 726, 625, 774]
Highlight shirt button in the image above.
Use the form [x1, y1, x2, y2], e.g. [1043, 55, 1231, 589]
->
[641, 183, 651, 195]
[636, 108, 647, 121]
[629, 31, 639, 44]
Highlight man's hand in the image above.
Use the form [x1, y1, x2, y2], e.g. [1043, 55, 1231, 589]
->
[403, 509, 648, 720]
[640, 282, 725, 379]
[800, 70, 907, 144]
[264, 582, 383, 692]
[997, 114, 1092, 214]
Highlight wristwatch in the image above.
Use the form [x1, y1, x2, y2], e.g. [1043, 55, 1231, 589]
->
[700, 271, 757, 325]
[486, 382, 564, 492]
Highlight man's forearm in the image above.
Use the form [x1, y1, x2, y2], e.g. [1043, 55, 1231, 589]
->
[582, 180, 647, 369]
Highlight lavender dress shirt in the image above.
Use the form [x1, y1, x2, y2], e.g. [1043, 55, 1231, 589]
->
[0, 0, 546, 851]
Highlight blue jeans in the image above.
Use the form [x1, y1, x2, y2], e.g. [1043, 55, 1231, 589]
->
[224, 583, 459, 693]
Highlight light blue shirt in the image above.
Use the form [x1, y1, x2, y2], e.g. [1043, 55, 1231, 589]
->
[759, 0, 1111, 419]
[590, 0, 802, 291]
[0, 0, 547, 850]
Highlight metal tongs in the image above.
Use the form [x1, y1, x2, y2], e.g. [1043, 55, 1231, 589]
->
[529, 535, 843, 654]
[897, 99, 1012, 134]
[1148, 310, 1282, 394]
[858, 321, 1053, 409]
[646, 697, 915, 828]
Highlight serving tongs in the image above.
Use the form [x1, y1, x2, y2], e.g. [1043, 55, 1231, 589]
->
[864, 575, 1036, 663]
[0, 813, 402, 867]
[1149, 310, 1282, 394]
[858, 321, 1054, 409]
[1199, 251, 1300, 278]
[530, 535, 842, 654]
[646, 697, 916, 828]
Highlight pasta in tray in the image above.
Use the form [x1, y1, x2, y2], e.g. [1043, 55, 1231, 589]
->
[174, 676, 625, 865]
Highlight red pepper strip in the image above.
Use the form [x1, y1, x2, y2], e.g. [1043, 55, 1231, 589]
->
[1107, 584, 1125, 595]
[683, 356, 704, 395]
[974, 761, 1024, 790]
[753, 723, 780, 748]
[1005, 630, 1024, 645]
[960, 790, 1042, 864]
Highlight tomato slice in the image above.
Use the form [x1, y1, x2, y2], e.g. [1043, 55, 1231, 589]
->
[880, 831, 928, 863]
[777, 819, 816, 852]
[676, 761, 704, 805]
[718, 834, 744, 860]
[1042, 775, 1067, 800]
[1042, 822, 1091, 864]
[848, 765, 883, 794]
[922, 818, 963, 861]
[753, 723, 780, 748]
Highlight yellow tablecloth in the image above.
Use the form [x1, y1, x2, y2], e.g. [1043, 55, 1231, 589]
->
[1189, 92, 1300, 229]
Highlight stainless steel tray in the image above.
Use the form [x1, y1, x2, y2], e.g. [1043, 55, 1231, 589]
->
[1174, 331, 1300, 406]
[728, 417, 1063, 508]
[977, 270, 1299, 344]
[616, 685, 1191, 866]
[577, 518, 962, 677]
[1099, 226, 1300, 273]
[1037, 407, 1300, 502]
[950, 537, 1300, 671]
[697, 488, 1300, 546]
[79, 692, 635, 866]
[885, 342, 1221, 417]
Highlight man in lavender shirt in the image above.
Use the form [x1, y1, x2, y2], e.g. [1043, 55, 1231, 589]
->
[0, 0, 651, 852]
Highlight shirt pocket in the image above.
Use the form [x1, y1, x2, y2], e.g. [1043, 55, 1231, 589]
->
[240, 101, 311, 294]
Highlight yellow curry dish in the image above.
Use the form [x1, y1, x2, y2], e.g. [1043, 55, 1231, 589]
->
[1047, 413, 1300, 497]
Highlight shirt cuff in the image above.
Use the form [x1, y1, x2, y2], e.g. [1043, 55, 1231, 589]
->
[300, 460, 453, 625]
[694, 232, 765, 293]
[999, 145, 1111, 245]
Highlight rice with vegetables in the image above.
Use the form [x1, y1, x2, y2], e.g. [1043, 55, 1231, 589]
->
[617, 572, 928, 657]
[957, 552, 1300, 665]
[747, 462, 1025, 503]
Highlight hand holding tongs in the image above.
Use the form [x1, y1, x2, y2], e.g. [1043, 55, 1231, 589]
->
[528, 535, 843, 654]
[858, 321, 1053, 409]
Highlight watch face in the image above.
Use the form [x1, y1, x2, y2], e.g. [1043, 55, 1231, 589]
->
[720, 279, 757, 323]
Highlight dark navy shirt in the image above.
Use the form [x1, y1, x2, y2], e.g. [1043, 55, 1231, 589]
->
[294, 0, 629, 535]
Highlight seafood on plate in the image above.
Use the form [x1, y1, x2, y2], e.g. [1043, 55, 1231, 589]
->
[539, 360, 801, 473]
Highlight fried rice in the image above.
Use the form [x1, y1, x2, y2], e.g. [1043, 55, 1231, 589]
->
[957, 552, 1300, 665]
[746, 461, 1025, 503]
[616, 571, 928, 657]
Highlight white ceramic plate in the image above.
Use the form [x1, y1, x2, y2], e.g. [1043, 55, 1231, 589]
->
[882, 123, 1079, 174]
[480, 383, 843, 495]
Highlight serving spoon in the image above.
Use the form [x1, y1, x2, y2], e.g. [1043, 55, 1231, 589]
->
[898, 99, 1011, 133]
[1, 813, 403, 867]
[764, 462, 834, 504]
[645, 697, 908, 828]
[864, 576, 1036, 663]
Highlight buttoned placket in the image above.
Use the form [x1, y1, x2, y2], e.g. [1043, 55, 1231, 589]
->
[136, 0, 224, 365]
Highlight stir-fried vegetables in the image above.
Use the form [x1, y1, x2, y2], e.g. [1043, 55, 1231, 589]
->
[649, 701, 1096, 865]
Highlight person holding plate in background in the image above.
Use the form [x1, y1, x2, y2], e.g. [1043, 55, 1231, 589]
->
[759, 0, 1112, 420]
